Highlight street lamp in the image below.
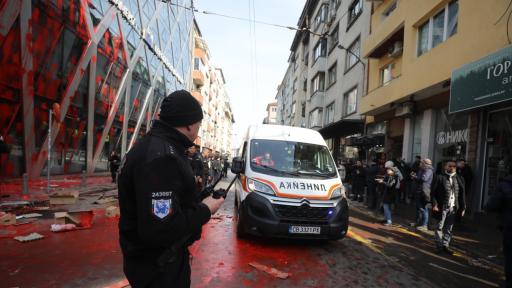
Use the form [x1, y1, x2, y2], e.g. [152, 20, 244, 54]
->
[337, 44, 365, 68]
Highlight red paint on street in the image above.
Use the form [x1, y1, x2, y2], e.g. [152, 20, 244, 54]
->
[191, 217, 330, 287]
[0, 211, 124, 288]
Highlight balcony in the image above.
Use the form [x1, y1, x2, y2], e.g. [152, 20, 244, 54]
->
[360, 75, 403, 115]
[308, 90, 325, 111]
[363, 0, 404, 59]
[193, 70, 204, 86]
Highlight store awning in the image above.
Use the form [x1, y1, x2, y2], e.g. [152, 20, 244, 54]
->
[318, 119, 364, 139]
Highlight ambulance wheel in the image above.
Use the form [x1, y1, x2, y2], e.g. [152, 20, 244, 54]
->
[234, 194, 247, 238]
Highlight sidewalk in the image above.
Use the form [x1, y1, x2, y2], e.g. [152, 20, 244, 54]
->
[348, 199, 505, 276]
[0, 173, 114, 202]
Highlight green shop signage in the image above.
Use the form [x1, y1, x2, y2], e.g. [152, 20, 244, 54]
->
[450, 44, 512, 113]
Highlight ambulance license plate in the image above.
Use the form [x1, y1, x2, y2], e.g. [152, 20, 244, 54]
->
[288, 226, 321, 234]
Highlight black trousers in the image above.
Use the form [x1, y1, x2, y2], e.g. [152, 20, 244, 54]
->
[111, 170, 117, 183]
[125, 250, 191, 288]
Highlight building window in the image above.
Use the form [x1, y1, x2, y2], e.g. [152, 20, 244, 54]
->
[301, 103, 306, 117]
[311, 72, 325, 94]
[313, 38, 327, 62]
[343, 87, 357, 116]
[314, 4, 329, 29]
[330, 0, 342, 11]
[417, 0, 458, 56]
[325, 102, 335, 125]
[194, 58, 204, 71]
[345, 37, 360, 71]
[328, 62, 337, 87]
[347, 0, 363, 28]
[293, 78, 297, 93]
[329, 24, 339, 52]
[304, 51, 309, 66]
[309, 108, 323, 128]
[303, 79, 307, 91]
[292, 102, 296, 114]
[381, 63, 394, 86]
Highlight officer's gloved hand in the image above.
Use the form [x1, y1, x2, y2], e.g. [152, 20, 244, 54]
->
[212, 188, 227, 199]
[202, 196, 224, 214]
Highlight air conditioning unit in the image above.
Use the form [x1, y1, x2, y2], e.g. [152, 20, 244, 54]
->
[395, 101, 414, 117]
[388, 41, 403, 58]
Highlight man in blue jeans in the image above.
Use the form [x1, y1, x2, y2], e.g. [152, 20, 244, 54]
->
[412, 158, 434, 231]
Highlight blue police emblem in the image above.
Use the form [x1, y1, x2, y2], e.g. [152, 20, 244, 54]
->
[152, 199, 173, 219]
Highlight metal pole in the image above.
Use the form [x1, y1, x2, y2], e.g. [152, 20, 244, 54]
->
[48, 108, 51, 193]
[22, 173, 29, 196]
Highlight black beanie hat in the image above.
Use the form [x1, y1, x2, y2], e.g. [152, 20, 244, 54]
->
[159, 90, 203, 127]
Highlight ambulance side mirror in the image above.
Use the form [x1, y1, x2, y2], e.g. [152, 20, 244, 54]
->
[231, 157, 245, 174]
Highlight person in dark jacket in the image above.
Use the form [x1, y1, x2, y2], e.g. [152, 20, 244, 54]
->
[108, 151, 121, 183]
[431, 160, 466, 255]
[351, 160, 366, 202]
[377, 167, 398, 226]
[485, 166, 512, 288]
[200, 148, 212, 188]
[186, 145, 203, 191]
[117, 90, 225, 287]
[412, 158, 434, 231]
[365, 160, 379, 209]
[222, 157, 230, 178]
[456, 159, 474, 196]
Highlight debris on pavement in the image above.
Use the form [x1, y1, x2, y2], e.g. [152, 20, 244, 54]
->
[94, 196, 117, 206]
[50, 223, 77, 232]
[16, 213, 43, 219]
[14, 232, 44, 242]
[49, 191, 79, 205]
[0, 212, 16, 225]
[248, 262, 290, 279]
[105, 206, 120, 218]
[14, 218, 37, 226]
[54, 210, 94, 228]
[0, 201, 31, 210]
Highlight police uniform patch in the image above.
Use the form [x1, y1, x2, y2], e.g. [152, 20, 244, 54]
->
[152, 199, 173, 219]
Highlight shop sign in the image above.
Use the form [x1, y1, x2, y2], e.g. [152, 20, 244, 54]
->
[436, 129, 468, 145]
[108, 0, 184, 84]
[450, 44, 512, 113]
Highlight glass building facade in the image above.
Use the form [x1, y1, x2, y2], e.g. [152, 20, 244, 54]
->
[0, 0, 194, 178]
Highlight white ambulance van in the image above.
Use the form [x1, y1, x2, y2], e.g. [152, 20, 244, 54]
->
[230, 124, 349, 240]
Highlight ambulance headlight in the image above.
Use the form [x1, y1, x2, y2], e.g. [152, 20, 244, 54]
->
[330, 186, 346, 199]
[247, 178, 275, 195]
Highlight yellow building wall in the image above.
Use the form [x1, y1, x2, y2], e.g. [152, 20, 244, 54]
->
[361, 0, 511, 115]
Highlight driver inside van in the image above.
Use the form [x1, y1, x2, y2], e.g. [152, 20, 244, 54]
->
[252, 152, 275, 167]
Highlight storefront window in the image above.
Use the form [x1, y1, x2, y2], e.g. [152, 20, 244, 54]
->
[484, 108, 512, 205]
[433, 108, 469, 167]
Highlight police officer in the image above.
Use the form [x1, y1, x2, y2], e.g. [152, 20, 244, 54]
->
[118, 90, 225, 287]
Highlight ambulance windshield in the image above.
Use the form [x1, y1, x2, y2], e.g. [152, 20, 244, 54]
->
[250, 139, 337, 178]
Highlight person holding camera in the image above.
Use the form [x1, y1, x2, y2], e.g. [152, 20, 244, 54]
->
[117, 90, 225, 287]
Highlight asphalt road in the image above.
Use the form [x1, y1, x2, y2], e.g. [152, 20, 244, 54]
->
[190, 175, 504, 288]
[0, 175, 504, 287]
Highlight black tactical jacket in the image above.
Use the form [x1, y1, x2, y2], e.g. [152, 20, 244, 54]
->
[118, 120, 211, 287]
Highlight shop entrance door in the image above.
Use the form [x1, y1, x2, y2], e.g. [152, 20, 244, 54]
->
[483, 108, 512, 207]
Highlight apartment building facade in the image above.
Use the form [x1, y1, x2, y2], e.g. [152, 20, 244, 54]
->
[191, 21, 234, 156]
[361, 0, 512, 211]
[276, 0, 370, 162]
